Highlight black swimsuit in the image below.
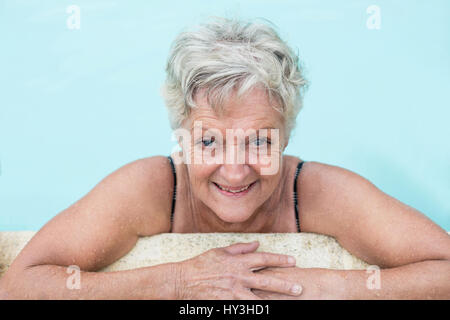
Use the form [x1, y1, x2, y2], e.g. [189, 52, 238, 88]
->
[167, 156, 305, 233]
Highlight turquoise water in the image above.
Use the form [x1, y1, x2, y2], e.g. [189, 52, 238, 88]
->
[0, 0, 449, 230]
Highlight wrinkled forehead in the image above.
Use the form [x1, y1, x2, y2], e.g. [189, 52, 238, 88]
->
[186, 87, 285, 131]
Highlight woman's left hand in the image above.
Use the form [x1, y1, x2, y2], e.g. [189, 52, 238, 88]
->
[252, 267, 347, 299]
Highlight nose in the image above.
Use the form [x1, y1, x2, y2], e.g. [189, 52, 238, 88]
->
[219, 163, 250, 186]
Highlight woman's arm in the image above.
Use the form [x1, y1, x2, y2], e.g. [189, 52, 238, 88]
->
[254, 259, 450, 299]
[0, 263, 180, 299]
[0, 156, 175, 299]
[257, 161, 450, 299]
[343, 259, 450, 299]
[298, 162, 450, 267]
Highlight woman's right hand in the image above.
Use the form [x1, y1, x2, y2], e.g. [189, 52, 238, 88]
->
[175, 241, 303, 299]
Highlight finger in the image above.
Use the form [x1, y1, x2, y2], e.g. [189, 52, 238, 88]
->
[235, 289, 263, 300]
[252, 289, 296, 300]
[243, 252, 296, 269]
[222, 241, 259, 255]
[245, 274, 303, 297]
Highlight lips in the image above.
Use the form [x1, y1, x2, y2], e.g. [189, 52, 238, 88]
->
[213, 181, 256, 195]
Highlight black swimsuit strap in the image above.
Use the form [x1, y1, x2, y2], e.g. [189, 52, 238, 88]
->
[167, 156, 177, 232]
[293, 161, 305, 233]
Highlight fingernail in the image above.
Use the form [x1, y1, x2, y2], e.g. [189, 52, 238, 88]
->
[291, 284, 302, 294]
[287, 256, 296, 264]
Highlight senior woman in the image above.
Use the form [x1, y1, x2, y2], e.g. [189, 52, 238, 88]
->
[1, 18, 449, 300]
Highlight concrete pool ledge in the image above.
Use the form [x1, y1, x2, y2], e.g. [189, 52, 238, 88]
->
[1, 232, 372, 279]
[1, 231, 449, 279]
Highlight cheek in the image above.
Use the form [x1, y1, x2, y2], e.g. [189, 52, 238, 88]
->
[254, 151, 283, 177]
[255, 161, 283, 189]
[258, 173, 281, 192]
[187, 164, 216, 187]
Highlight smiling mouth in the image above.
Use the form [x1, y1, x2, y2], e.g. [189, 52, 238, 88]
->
[213, 181, 256, 194]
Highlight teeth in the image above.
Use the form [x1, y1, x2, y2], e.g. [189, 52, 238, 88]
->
[216, 183, 251, 193]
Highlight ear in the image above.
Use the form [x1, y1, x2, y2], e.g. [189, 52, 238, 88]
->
[177, 136, 184, 150]
[170, 124, 190, 163]
[177, 136, 187, 162]
[282, 136, 289, 151]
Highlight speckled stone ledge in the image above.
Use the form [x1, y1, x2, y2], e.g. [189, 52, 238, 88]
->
[0, 231, 36, 279]
[101, 233, 371, 272]
[1, 231, 374, 279]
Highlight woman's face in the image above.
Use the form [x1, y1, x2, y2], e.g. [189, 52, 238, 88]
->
[181, 86, 288, 224]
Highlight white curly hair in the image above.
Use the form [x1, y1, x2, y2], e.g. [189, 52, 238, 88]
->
[160, 17, 308, 139]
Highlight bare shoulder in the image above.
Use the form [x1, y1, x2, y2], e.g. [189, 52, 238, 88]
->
[108, 155, 175, 236]
[85, 155, 175, 237]
[5, 155, 174, 273]
[296, 160, 450, 267]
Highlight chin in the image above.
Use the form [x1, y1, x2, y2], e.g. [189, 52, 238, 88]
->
[215, 209, 253, 224]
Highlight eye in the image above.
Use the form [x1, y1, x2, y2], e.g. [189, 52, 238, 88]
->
[202, 137, 215, 147]
[251, 137, 270, 146]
